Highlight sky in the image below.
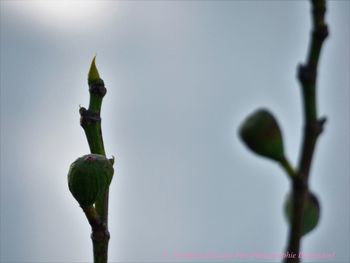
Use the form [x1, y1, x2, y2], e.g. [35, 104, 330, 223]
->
[0, 0, 349, 262]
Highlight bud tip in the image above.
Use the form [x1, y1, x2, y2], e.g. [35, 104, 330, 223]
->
[88, 55, 101, 84]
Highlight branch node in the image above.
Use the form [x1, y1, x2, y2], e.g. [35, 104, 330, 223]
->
[313, 24, 329, 42]
[318, 116, 327, 126]
[91, 230, 104, 242]
[293, 176, 308, 193]
[298, 64, 316, 86]
[80, 107, 101, 127]
[316, 116, 327, 134]
[104, 229, 110, 241]
[89, 83, 107, 97]
[305, 117, 327, 136]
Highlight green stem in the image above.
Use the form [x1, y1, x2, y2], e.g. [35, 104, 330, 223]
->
[80, 78, 110, 263]
[284, 1, 328, 262]
[280, 157, 296, 179]
[82, 206, 101, 227]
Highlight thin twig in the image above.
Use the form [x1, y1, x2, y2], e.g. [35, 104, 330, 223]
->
[284, 1, 328, 262]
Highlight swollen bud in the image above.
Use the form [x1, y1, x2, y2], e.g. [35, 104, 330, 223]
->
[68, 154, 114, 208]
[239, 109, 285, 162]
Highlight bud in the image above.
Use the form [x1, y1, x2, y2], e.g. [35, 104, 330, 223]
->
[68, 154, 114, 208]
[88, 56, 104, 86]
[239, 109, 284, 162]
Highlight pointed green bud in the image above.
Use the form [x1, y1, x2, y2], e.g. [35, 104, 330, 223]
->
[88, 56, 103, 86]
[68, 154, 114, 208]
[284, 191, 320, 236]
[239, 109, 285, 162]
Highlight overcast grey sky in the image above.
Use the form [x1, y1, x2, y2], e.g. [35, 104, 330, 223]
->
[0, 1, 349, 262]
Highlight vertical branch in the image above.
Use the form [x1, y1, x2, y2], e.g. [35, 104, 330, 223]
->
[285, 1, 328, 262]
[80, 59, 110, 263]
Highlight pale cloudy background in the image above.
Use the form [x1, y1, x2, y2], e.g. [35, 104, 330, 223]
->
[0, 1, 349, 262]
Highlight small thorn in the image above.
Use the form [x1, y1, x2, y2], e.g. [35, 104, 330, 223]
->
[318, 116, 327, 126]
[109, 155, 115, 165]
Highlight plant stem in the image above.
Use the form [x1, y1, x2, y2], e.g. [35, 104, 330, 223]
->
[284, 1, 328, 262]
[80, 80, 110, 263]
[280, 157, 296, 179]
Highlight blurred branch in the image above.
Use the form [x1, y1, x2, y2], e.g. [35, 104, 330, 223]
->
[285, 0, 328, 262]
